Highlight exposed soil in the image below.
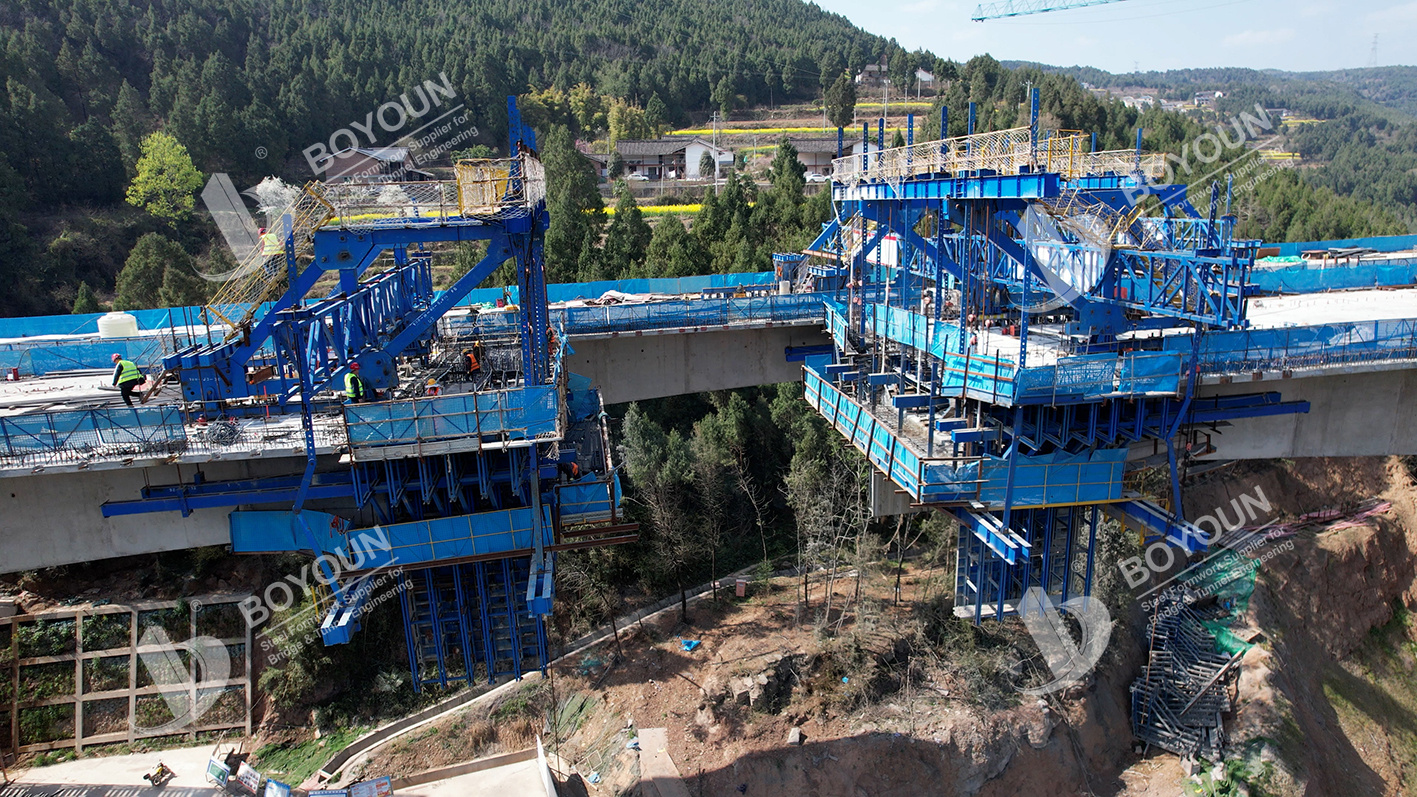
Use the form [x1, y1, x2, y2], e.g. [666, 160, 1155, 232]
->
[345, 564, 1143, 797]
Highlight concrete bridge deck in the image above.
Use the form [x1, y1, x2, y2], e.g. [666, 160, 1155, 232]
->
[1, 273, 1416, 573]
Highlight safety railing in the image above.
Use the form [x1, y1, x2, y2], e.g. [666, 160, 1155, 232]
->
[322, 181, 462, 225]
[1139, 217, 1236, 251]
[0, 406, 186, 469]
[344, 385, 559, 460]
[1189, 318, 1417, 375]
[831, 128, 1169, 186]
[454, 153, 547, 216]
[205, 184, 334, 331]
[555, 292, 828, 336]
[1075, 149, 1168, 180]
[0, 409, 347, 473]
[1014, 351, 1185, 401]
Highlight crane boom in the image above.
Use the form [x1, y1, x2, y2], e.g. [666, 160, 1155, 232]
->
[972, 0, 1132, 21]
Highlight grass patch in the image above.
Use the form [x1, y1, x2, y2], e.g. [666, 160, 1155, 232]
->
[253, 725, 368, 784]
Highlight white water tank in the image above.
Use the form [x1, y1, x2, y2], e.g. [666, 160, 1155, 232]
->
[97, 312, 139, 339]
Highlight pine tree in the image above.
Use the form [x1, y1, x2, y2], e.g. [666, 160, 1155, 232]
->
[603, 183, 652, 278]
[825, 71, 857, 129]
[72, 281, 101, 314]
[645, 215, 701, 278]
[115, 233, 186, 310]
[540, 125, 605, 283]
[159, 256, 208, 307]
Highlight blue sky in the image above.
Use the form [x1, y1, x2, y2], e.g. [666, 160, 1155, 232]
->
[813, 0, 1417, 74]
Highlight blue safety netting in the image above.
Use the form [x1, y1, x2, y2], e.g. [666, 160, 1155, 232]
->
[1249, 259, 1417, 293]
[825, 301, 850, 352]
[1267, 233, 1417, 258]
[1015, 353, 1115, 400]
[0, 406, 186, 463]
[1119, 352, 1185, 394]
[0, 272, 784, 342]
[565, 373, 601, 421]
[345, 386, 558, 449]
[230, 505, 554, 569]
[455, 270, 779, 307]
[973, 449, 1127, 507]
[559, 473, 621, 521]
[0, 337, 173, 377]
[1178, 319, 1417, 373]
[556, 293, 825, 335]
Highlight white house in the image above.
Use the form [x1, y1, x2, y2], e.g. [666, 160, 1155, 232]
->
[586, 137, 733, 180]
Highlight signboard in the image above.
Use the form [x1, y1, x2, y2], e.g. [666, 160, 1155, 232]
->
[349, 776, 394, 797]
[235, 761, 262, 794]
[206, 758, 231, 786]
[263, 780, 292, 797]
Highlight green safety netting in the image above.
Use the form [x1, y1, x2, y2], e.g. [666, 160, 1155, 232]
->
[1180, 548, 1259, 657]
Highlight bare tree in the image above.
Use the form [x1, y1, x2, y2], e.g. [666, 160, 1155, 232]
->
[785, 444, 868, 626]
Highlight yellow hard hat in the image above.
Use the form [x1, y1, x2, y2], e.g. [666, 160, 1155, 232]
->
[427, 378, 437, 385]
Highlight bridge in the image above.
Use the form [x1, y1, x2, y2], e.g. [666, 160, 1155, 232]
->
[2, 94, 1417, 698]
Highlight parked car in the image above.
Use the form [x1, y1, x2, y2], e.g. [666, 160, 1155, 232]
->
[625, 173, 650, 181]
[806, 173, 829, 183]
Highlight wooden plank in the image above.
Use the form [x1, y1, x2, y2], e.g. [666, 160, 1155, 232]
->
[637, 727, 690, 797]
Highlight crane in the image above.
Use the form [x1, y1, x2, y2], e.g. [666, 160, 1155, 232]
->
[973, 0, 1132, 21]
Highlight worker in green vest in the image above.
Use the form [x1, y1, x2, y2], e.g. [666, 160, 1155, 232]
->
[259, 226, 283, 279]
[111, 353, 144, 407]
[344, 362, 368, 403]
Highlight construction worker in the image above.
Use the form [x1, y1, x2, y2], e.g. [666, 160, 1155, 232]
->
[111, 353, 144, 407]
[259, 227, 283, 279]
[343, 362, 368, 403]
[424, 377, 441, 397]
[463, 347, 481, 380]
[547, 326, 559, 358]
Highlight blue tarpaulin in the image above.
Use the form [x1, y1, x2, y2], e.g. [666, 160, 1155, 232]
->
[1250, 259, 1417, 293]
[344, 387, 558, 449]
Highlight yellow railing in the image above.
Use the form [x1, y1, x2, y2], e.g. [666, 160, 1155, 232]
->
[832, 129, 1169, 186]
[200, 154, 548, 337]
[204, 184, 334, 332]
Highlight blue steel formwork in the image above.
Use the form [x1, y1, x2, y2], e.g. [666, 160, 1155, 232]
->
[789, 90, 1308, 620]
[88, 99, 636, 691]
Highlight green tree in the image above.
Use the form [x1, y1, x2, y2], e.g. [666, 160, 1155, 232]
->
[621, 403, 700, 622]
[72, 281, 100, 314]
[602, 183, 652, 279]
[451, 145, 495, 161]
[712, 75, 738, 118]
[646, 94, 668, 136]
[644, 215, 701, 278]
[125, 132, 202, 221]
[540, 125, 605, 283]
[825, 71, 857, 129]
[699, 150, 715, 180]
[768, 138, 806, 200]
[159, 256, 208, 307]
[115, 233, 186, 310]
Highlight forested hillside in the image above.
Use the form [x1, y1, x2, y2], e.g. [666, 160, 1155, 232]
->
[1008, 61, 1417, 229]
[1009, 62, 1417, 119]
[0, 0, 943, 314]
[0, 1, 1410, 317]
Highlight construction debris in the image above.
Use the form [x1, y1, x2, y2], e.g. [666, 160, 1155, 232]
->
[1131, 593, 1239, 759]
